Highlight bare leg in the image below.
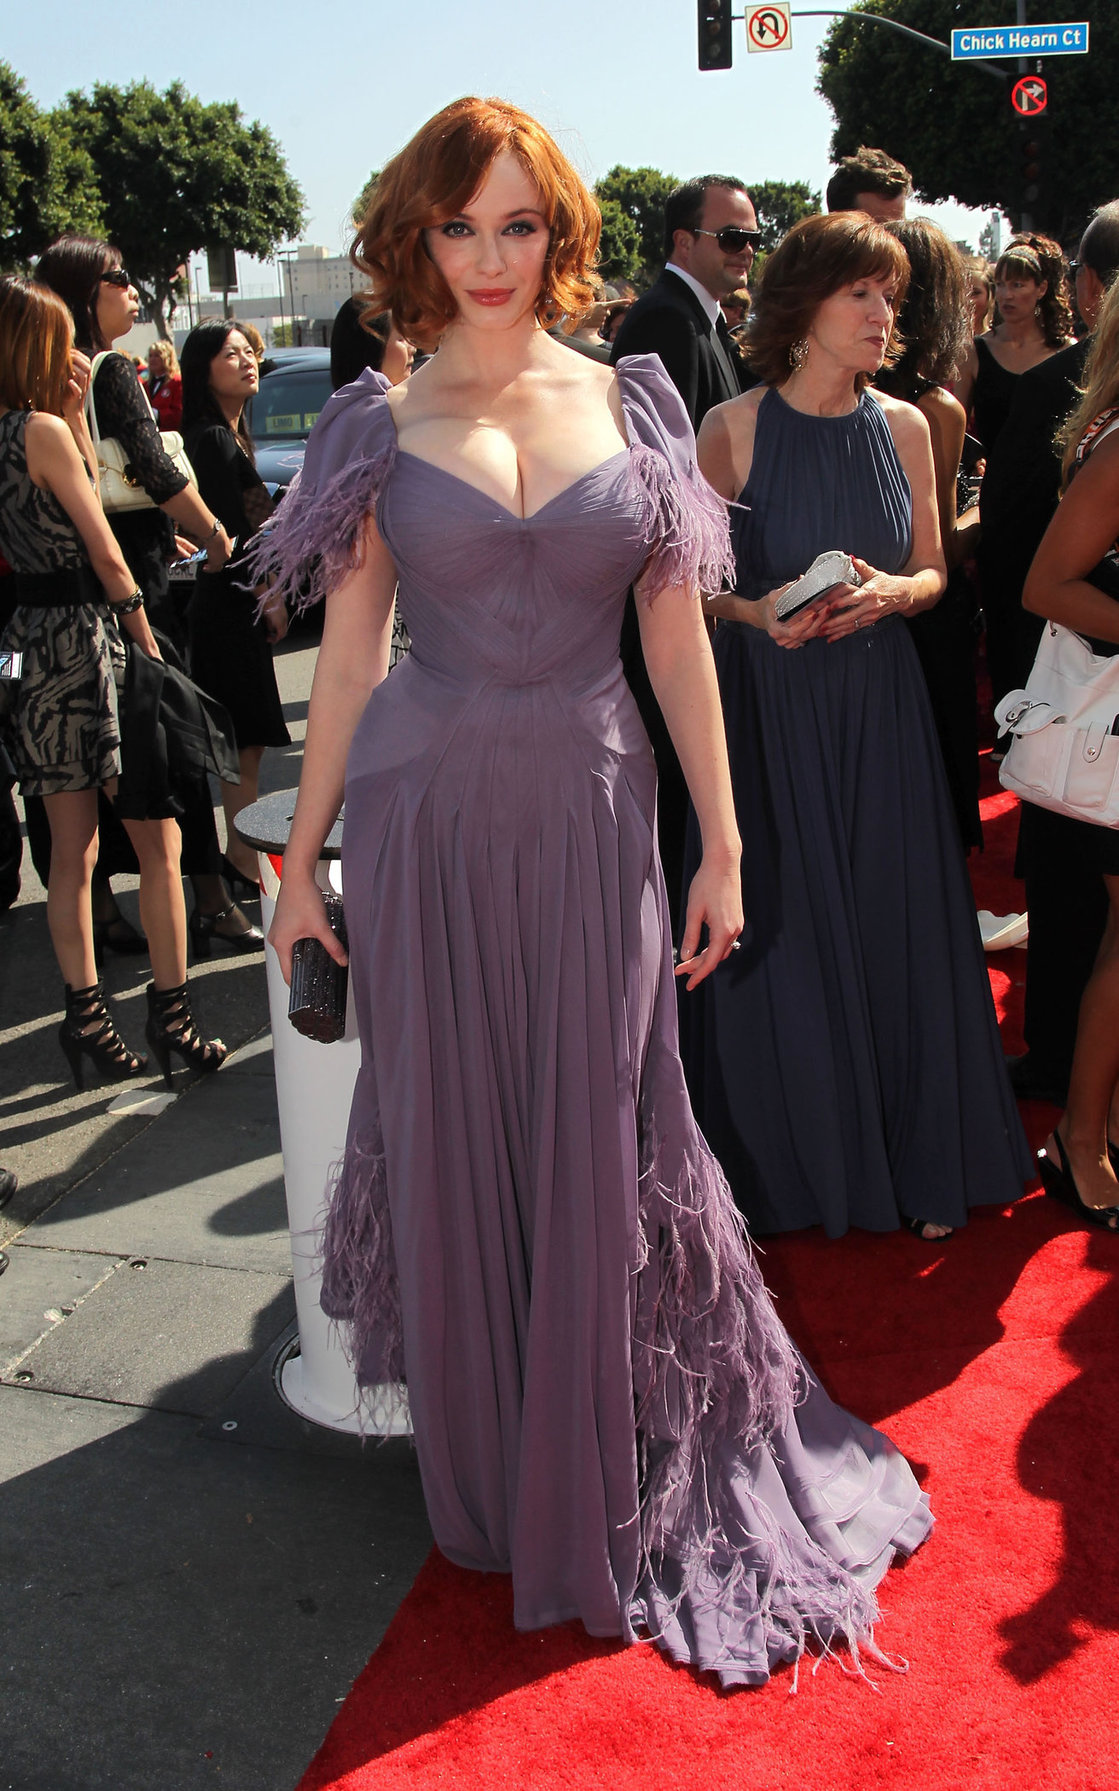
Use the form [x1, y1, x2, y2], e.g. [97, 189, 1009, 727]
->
[221, 745, 264, 883]
[120, 815, 187, 990]
[41, 789, 99, 988]
[1049, 874, 1119, 1213]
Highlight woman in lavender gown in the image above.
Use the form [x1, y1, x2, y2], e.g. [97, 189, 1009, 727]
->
[259, 98, 931, 1687]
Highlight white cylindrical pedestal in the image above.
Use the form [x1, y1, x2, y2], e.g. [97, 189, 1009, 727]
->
[259, 851, 409, 1435]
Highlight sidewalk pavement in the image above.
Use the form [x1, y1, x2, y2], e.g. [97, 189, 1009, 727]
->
[0, 637, 432, 1791]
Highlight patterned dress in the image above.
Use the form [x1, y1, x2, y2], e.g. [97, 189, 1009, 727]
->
[0, 410, 123, 797]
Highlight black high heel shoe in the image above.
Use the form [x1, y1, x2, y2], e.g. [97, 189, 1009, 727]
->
[189, 901, 265, 960]
[144, 982, 228, 1089]
[220, 855, 261, 902]
[58, 982, 147, 1090]
[1037, 1129, 1119, 1232]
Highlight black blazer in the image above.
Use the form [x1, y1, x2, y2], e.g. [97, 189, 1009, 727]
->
[609, 270, 743, 430]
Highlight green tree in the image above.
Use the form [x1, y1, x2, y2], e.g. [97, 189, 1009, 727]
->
[352, 171, 379, 230]
[56, 80, 305, 334]
[0, 62, 101, 269]
[594, 166, 677, 283]
[817, 1, 1119, 243]
[596, 195, 642, 284]
[750, 180, 822, 254]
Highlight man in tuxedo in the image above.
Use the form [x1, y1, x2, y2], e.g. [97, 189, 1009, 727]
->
[609, 176, 756, 909]
[981, 200, 1119, 1100]
[611, 174, 756, 430]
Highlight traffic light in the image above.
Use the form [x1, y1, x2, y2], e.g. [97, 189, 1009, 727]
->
[1021, 135, 1042, 208]
[698, 1, 733, 71]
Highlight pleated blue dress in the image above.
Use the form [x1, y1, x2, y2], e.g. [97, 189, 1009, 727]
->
[680, 386, 1031, 1237]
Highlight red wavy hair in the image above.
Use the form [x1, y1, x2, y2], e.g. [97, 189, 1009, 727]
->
[353, 97, 601, 348]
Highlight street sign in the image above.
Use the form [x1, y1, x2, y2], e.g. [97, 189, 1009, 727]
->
[1011, 75, 1048, 116]
[746, 4, 791, 53]
[951, 21, 1088, 61]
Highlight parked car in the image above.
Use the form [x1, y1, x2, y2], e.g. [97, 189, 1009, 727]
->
[246, 347, 333, 492]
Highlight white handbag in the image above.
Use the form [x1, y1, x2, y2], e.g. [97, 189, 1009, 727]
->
[85, 351, 196, 513]
[995, 622, 1119, 827]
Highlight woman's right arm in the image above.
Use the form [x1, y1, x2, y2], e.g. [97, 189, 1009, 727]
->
[25, 414, 161, 658]
[1023, 435, 1119, 644]
[92, 355, 233, 570]
[268, 513, 399, 982]
[952, 338, 979, 417]
[696, 398, 830, 648]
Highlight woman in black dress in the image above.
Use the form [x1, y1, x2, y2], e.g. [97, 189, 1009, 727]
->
[181, 322, 290, 896]
[1023, 277, 1119, 1229]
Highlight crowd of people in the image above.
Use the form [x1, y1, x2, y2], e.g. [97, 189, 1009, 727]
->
[1, 104, 1116, 1680]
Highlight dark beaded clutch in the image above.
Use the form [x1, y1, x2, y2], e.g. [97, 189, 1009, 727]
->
[287, 891, 349, 1043]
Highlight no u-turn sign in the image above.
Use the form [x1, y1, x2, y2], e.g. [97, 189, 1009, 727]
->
[746, 4, 792, 52]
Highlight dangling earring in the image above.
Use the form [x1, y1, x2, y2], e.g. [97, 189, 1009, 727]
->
[1034, 302, 1043, 318]
[790, 337, 809, 372]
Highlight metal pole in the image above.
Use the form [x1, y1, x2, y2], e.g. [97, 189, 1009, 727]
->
[1017, 0, 1032, 231]
[790, 9, 1008, 83]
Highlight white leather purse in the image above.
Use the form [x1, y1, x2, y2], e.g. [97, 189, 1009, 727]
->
[85, 351, 196, 513]
[996, 622, 1119, 828]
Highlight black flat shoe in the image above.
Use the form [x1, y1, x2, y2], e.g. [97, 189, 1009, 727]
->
[902, 1215, 955, 1241]
[92, 913, 148, 967]
[189, 901, 265, 960]
[220, 855, 261, 901]
[1037, 1130, 1119, 1231]
[0, 1167, 16, 1210]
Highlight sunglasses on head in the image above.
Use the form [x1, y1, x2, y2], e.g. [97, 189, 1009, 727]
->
[100, 268, 133, 289]
[693, 228, 761, 252]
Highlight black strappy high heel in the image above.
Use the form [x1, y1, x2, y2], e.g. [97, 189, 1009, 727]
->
[145, 981, 230, 1088]
[144, 983, 228, 1089]
[58, 982, 147, 1090]
[189, 901, 265, 960]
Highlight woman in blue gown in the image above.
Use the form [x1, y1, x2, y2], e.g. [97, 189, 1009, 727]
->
[682, 213, 1030, 1241]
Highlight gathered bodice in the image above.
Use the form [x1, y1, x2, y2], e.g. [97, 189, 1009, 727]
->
[732, 386, 912, 603]
[377, 448, 658, 689]
[252, 354, 735, 698]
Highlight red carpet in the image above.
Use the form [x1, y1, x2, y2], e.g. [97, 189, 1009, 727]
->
[297, 757, 1119, 1791]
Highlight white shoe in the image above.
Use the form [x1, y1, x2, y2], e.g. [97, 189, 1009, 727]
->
[977, 909, 1029, 951]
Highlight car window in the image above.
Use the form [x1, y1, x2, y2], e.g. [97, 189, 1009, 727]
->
[247, 367, 331, 441]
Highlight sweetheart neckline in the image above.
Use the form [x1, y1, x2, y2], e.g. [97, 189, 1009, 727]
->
[391, 446, 632, 523]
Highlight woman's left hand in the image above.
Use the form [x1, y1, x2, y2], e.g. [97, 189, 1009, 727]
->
[263, 599, 289, 644]
[62, 351, 92, 428]
[818, 556, 914, 642]
[675, 853, 744, 991]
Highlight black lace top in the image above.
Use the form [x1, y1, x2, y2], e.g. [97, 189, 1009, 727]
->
[91, 353, 189, 504]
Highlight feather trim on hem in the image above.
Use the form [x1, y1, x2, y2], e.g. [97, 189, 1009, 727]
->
[629, 1118, 919, 1689]
[318, 1127, 408, 1433]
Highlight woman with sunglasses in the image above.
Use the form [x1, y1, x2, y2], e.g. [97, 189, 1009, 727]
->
[685, 212, 1030, 1243]
[36, 236, 262, 958]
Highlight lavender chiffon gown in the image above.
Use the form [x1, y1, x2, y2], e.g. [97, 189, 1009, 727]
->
[258, 356, 932, 1686]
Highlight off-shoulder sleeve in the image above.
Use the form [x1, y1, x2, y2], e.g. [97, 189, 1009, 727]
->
[247, 368, 396, 612]
[616, 353, 735, 602]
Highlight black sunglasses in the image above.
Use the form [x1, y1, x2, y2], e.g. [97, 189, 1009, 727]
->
[693, 228, 761, 252]
[100, 268, 133, 289]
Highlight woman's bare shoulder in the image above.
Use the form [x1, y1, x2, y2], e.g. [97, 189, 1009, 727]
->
[868, 385, 932, 442]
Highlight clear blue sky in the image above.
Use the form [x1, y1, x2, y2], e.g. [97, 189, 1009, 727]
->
[8, 0, 988, 279]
